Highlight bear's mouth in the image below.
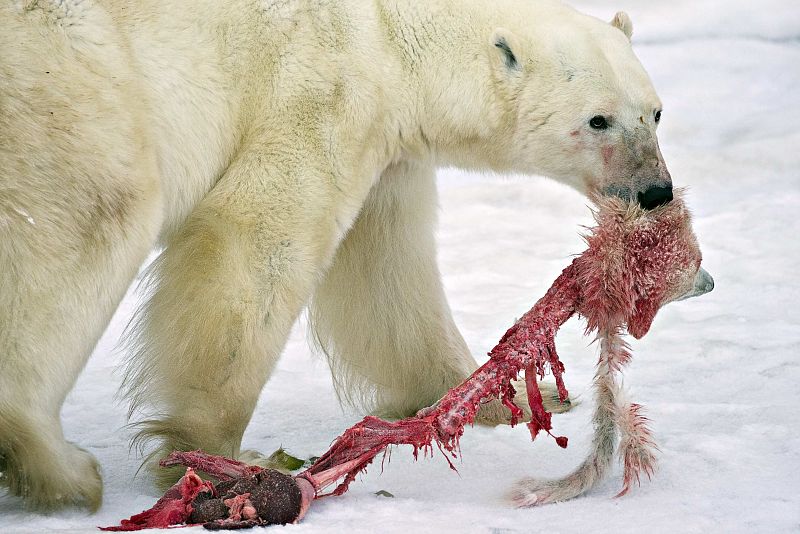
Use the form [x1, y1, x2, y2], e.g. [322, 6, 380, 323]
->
[601, 184, 674, 210]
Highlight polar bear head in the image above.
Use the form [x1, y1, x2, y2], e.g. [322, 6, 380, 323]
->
[437, 8, 672, 210]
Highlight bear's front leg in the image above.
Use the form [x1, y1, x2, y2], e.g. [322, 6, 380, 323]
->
[123, 140, 364, 488]
[309, 160, 479, 418]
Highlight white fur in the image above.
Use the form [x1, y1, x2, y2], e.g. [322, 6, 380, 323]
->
[0, 0, 666, 509]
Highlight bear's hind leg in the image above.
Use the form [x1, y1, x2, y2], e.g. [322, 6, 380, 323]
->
[0, 153, 161, 512]
[0, 110, 161, 513]
[0, 4, 163, 511]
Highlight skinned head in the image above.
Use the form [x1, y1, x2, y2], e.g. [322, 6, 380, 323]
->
[573, 191, 713, 339]
[483, 8, 672, 209]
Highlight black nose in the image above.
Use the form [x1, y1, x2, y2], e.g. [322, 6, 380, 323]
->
[637, 185, 673, 210]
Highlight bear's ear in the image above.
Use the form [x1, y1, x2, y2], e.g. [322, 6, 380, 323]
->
[490, 28, 522, 72]
[610, 11, 633, 40]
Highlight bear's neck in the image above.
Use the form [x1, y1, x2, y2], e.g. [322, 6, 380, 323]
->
[380, 0, 541, 170]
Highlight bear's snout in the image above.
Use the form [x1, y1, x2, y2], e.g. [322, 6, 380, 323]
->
[637, 184, 673, 210]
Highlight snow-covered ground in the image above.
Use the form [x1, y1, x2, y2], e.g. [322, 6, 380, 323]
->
[2, 1, 799, 532]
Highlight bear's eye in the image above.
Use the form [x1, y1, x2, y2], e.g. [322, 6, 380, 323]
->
[589, 115, 609, 130]
[654, 110, 662, 123]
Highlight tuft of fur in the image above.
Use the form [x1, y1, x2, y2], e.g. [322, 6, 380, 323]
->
[615, 401, 658, 497]
[575, 198, 643, 334]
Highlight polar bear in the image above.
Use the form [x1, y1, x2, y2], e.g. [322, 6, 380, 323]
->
[0, 0, 673, 512]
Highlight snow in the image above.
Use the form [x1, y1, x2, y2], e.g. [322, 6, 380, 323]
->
[2, 1, 799, 532]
